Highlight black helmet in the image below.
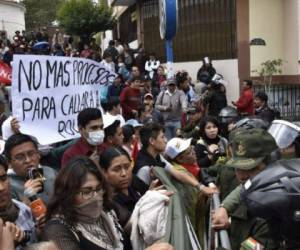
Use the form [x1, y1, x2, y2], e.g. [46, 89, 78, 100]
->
[241, 159, 300, 243]
[234, 117, 269, 130]
[219, 106, 239, 124]
[198, 71, 210, 84]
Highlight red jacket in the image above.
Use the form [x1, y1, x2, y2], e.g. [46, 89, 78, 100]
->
[61, 138, 107, 167]
[235, 88, 254, 115]
[120, 86, 141, 120]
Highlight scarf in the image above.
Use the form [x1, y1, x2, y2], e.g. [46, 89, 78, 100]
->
[76, 211, 123, 250]
[74, 193, 103, 224]
[181, 163, 201, 178]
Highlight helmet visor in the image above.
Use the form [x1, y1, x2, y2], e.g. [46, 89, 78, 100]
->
[268, 121, 300, 149]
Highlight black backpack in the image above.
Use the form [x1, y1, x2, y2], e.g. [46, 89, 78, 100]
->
[241, 159, 300, 243]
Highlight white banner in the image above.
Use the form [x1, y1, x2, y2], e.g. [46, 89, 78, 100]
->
[12, 55, 116, 145]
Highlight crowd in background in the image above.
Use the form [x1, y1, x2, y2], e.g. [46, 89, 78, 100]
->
[0, 27, 299, 250]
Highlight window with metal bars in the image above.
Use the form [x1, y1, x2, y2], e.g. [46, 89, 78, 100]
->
[116, 5, 137, 44]
[141, 0, 237, 62]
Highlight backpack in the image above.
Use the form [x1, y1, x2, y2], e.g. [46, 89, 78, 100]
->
[241, 159, 300, 242]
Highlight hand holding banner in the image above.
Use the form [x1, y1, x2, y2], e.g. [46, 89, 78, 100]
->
[12, 55, 116, 145]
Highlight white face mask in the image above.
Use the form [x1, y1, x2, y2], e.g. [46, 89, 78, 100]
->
[87, 130, 104, 146]
[118, 62, 124, 67]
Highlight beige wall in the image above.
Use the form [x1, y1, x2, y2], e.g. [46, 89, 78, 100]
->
[250, 0, 300, 76]
[0, 1, 25, 40]
[172, 59, 240, 103]
[249, 0, 283, 76]
[282, 0, 299, 75]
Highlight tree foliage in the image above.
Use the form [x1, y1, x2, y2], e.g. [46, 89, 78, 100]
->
[253, 59, 284, 94]
[22, 0, 63, 30]
[57, 0, 115, 38]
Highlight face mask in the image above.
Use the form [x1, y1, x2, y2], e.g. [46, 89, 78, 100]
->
[118, 63, 124, 67]
[75, 193, 103, 223]
[87, 130, 104, 146]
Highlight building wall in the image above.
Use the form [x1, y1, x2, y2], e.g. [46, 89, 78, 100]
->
[0, 0, 25, 40]
[101, 30, 113, 53]
[249, 0, 283, 76]
[282, 0, 300, 75]
[173, 59, 240, 102]
[298, 1, 300, 74]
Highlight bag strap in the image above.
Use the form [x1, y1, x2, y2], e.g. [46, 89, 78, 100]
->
[49, 218, 80, 242]
[160, 91, 165, 105]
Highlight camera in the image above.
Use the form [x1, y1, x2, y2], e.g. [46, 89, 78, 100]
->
[211, 149, 220, 162]
[27, 168, 44, 193]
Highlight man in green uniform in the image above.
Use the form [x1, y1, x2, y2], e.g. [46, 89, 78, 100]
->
[212, 128, 279, 250]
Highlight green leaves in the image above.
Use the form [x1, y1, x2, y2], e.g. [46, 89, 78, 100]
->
[57, 0, 116, 38]
[252, 59, 284, 95]
[254, 59, 284, 78]
[22, 0, 63, 30]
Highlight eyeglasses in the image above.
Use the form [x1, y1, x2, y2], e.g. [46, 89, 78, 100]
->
[77, 186, 104, 200]
[0, 174, 7, 182]
[12, 150, 39, 162]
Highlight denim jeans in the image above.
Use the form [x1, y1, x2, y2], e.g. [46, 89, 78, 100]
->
[164, 121, 181, 140]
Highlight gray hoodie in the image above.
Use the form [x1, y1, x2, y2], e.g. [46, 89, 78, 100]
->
[155, 88, 187, 122]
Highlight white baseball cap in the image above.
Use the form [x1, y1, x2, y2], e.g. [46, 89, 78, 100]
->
[103, 114, 119, 129]
[165, 138, 192, 160]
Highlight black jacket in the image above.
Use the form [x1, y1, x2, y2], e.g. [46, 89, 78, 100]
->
[134, 148, 165, 174]
[255, 105, 276, 123]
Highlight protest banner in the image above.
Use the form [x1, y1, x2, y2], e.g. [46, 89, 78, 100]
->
[0, 61, 12, 85]
[12, 55, 116, 145]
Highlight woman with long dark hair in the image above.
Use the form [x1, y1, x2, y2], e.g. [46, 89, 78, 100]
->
[99, 146, 173, 250]
[99, 147, 141, 227]
[195, 116, 228, 168]
[42, 156, 123, 250]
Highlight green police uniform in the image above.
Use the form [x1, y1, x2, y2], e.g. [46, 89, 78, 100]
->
[221, 128, 279, 250]
[207, 163, 239, 201]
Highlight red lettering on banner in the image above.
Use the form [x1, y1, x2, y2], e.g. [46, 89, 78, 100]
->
[0, 61, 12, 85]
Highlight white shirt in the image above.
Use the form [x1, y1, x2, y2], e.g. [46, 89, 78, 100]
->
[100, 60, 115, 73]
[105, 112, 126, 127]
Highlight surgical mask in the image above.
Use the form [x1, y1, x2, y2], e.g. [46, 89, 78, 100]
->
[87, 130, 104, 146]
[75, 193, 103, 223]
[118, 63, 124, 67]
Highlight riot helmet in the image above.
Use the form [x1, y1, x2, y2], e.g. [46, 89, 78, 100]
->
[234, 117, 270, 130]
[211, 73, 228, 87]
[268, 120, 300, 149]
[219, 106, 239, 125]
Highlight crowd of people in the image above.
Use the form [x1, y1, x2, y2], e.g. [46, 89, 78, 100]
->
[0, 28, 299, 250]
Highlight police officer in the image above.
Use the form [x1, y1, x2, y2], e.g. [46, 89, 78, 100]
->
[218, 106, 239, 138]
[268, 119, 300, 158]
[212, 128, 279, 250]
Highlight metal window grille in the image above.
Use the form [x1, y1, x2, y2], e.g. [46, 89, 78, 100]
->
[117, 5, 138, 44]
[254, 84, 300, 121]
[141, 0, 237, 62]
